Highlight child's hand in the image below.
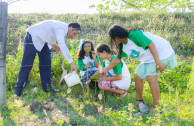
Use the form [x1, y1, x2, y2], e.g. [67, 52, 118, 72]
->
[85, 62, 90, 69]
[86, 79, 91, 86]
[101, 76, 107, 81]
[91, 51, 96, 59]
[157, 63, 167, 73]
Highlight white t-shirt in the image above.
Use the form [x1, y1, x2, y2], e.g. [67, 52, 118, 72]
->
[122, 31, 174, 63]
[103, 55, 131, 90]
[78, 56, 98, 77]
[27, 20, 73, 63]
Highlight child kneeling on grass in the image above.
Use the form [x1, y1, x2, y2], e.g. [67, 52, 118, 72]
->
[77, 39, 99, 86]
[93, 43, 131, 98]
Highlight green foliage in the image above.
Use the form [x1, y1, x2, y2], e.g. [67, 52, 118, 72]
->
[90, 0, 194, 12]
[159, 59, 192, 94]
[7, 12, 194, 56]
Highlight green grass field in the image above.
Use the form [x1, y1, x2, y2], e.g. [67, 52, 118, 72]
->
[0, 11, 194, 125]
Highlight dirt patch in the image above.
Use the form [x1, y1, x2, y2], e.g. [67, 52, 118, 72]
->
[30, 102, 43, 112]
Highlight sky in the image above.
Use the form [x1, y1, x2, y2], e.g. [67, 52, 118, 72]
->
[7, 0, 99, 14]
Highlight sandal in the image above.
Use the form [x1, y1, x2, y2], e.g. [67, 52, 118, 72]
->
[135, 99, 144, 107]
[149, 106, 162, 115]
[118, 91, 128, 99]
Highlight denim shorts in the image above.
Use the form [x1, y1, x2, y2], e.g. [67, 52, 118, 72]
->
[135, 53, 178, 80]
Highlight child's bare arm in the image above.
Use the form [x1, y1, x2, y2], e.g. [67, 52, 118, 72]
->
[147, 42, 167, 73]
[101, 74, 122, 81]
[102, 58, 120, 74]
[92, 70, 100, 76]
[92, 51, 100, 68]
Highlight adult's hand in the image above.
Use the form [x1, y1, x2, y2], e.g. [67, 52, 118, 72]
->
[156, 62, 167, 73]
[70, 62, 77, 73]
[52, 44, 61, 53]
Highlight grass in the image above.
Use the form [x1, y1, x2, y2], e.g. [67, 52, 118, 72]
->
[1, 49, 193, 125]
[0, 12, 194, 125]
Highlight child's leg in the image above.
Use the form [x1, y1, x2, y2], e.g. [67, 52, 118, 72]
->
[98, 84, 125, 94]
[146, 75, 160, 107]
[97, 78, 126, 94]
[81, 75, 87, 85]
[134, 73, 144, 107]
[81, 70, 97, 85]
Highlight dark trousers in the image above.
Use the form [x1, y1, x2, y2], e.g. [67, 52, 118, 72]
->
[15, 32, 51, 92]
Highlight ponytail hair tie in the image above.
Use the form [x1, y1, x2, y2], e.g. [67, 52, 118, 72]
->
[79, 39, 84, 49]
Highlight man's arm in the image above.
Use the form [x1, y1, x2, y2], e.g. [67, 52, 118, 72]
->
[55, 29, 77, 72]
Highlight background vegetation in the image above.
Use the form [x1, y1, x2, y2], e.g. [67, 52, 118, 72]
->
[0, 11, 194, 125]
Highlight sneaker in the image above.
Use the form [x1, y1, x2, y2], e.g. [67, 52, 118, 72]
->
[139, 102, 149, 113]
[118, 91, 128, 99]
[14, 90, 21, 97]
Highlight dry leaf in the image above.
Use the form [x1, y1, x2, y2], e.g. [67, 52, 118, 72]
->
[43, 109, 47, 116]
[97, 106, 103, 113]
[67, 88, 72, 94]
[65, 117, 70, 123]
[79, 104, 84, 110]
[98, 93, 102, 100]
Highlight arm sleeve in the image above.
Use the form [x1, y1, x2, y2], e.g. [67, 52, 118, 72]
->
[102, 60, 106, 68]
[128, 30, 152, 50]
[112, 60, 123, 75]
[55, 29, 73, 63]
[96, 55, 100, 63]
[78, 59, 86, 71]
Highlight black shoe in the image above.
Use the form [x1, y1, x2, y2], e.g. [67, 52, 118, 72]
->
[14, 90, 21, 97]
[49, 87, 61, 93]
[43, 87, 61, 93]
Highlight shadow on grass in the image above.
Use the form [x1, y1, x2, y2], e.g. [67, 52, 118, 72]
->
[17, 82, 114, 125]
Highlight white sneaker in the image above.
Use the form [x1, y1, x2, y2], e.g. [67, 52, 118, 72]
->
[139, 102, 149, 113]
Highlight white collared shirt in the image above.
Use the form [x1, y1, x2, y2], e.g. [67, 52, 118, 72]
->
[27, 20, 73, 63]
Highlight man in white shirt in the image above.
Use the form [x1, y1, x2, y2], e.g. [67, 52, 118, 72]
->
[14, 20, 81, 96]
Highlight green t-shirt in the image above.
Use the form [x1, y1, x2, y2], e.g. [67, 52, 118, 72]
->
[127, 30, 152, 50]
[102, 55, 123, 75]
[117, 30, 152, 58]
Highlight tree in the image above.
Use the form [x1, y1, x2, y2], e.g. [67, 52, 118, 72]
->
[90, 0, 194, 12]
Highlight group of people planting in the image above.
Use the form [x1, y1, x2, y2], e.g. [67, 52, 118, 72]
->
[14, 20, 177, 114]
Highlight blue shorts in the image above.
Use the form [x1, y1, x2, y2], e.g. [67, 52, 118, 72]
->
[135, 53, 178, 80]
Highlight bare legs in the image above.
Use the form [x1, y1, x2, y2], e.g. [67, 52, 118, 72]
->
[98, 84, 126, 94]
[134, 74, 144, 106]
[146, 75, 160, 106]
[134, 73, 160, 107]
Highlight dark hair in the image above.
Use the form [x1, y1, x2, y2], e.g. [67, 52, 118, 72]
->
[68, 23, 81, 31]
[108, 24, 144, 59]
[96, 43, 113, 54]
[76, 40, 94, 60]
[108, 24, 144, 41]
[108, 25, 129, 42]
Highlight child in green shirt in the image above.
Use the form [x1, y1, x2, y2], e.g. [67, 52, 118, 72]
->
[77, 39, 99, 86]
